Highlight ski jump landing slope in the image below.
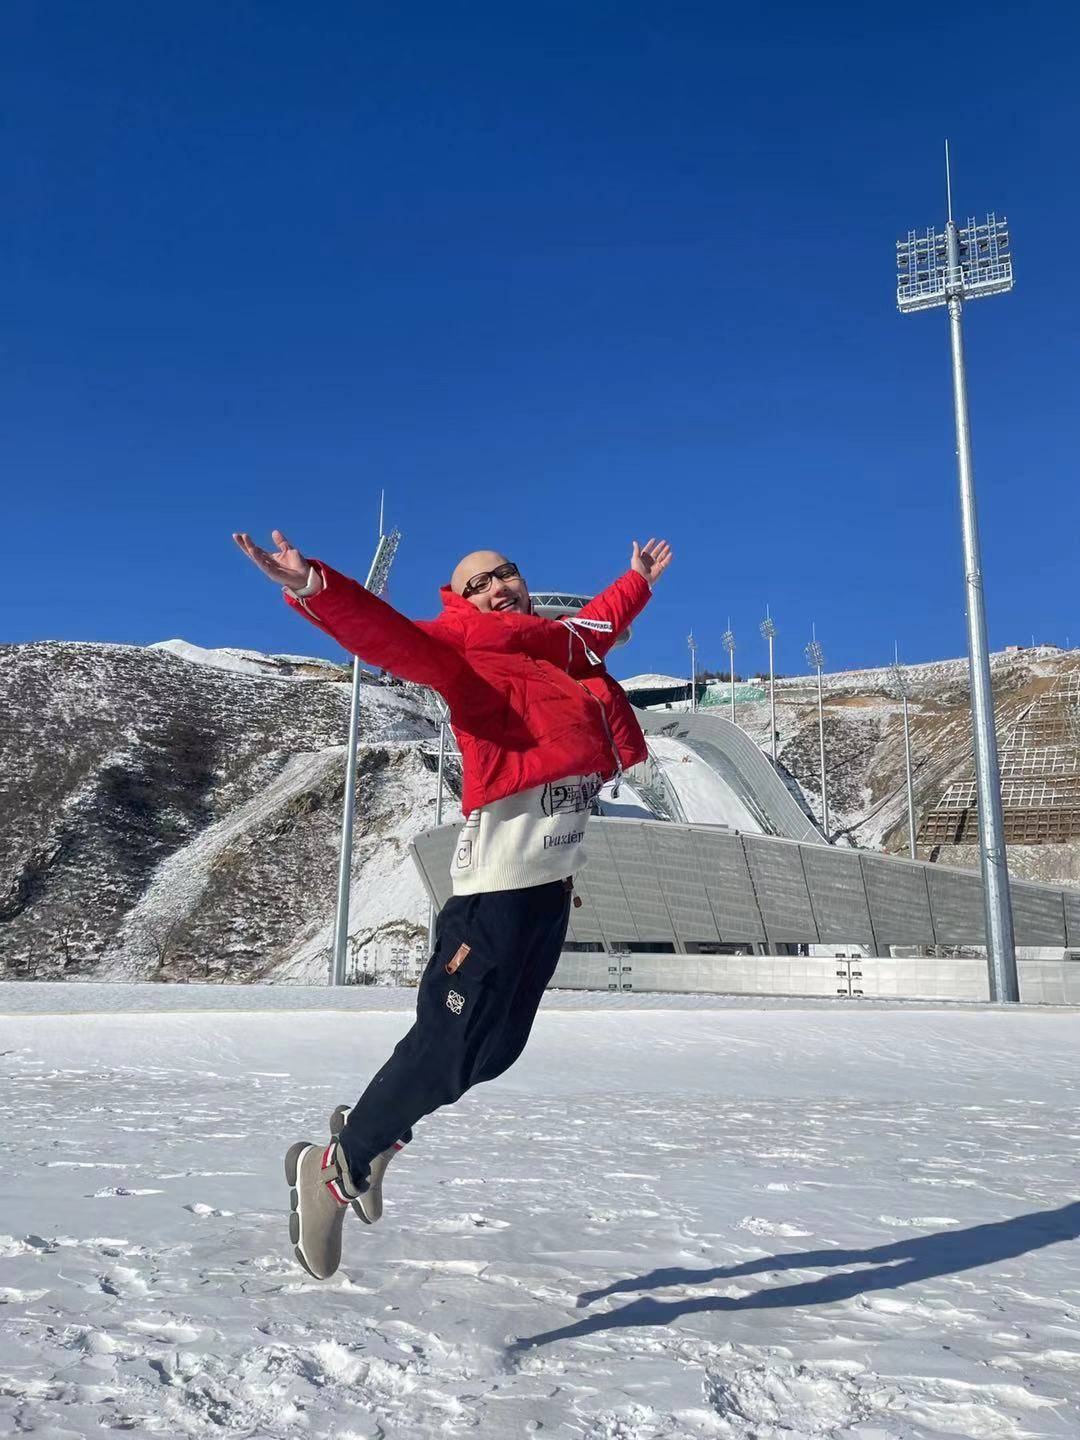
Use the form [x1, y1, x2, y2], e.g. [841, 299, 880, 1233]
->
[632, 707, 823, 843]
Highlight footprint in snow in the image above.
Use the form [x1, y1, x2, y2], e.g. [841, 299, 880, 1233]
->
[426, 1213, 510, 1232]
[879, 1214, 960, 1228]
[89, 1186, 164, 1198]
[738, 1215, 811, 1238]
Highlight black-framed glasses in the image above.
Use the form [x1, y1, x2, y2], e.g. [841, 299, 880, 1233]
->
[462, 561, 521, 598]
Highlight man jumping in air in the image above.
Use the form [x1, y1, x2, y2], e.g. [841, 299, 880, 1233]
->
[233, 529, 674, 1277]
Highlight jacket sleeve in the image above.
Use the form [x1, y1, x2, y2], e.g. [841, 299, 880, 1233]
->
[283, 559, 471, 701]
[562, 569, 653, 670]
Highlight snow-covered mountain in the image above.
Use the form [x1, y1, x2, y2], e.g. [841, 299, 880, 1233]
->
[1, 640, 455, 984]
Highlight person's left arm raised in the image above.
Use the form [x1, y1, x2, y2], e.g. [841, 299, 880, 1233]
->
[563, 537, 673, 667]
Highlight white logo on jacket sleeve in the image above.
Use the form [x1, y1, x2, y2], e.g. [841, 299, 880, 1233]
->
[455, 841, 473, 869]
[446, 990, 466, 1015]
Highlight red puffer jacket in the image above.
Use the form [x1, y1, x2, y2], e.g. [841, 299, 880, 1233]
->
[285, 561, 652, 815]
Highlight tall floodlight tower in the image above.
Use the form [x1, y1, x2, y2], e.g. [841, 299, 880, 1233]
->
[330, 506, 402, 986]
[760, 609, 777, 763]
[895, 143, 1018, 1001]
[722, 624, 736, 724]
[687, 631, 698, 712]
[805, 629, 828, 838]
[891, 646, 918, 860]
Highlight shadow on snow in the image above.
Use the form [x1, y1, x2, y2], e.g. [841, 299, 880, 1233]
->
[508, 1201, 1080, 1353]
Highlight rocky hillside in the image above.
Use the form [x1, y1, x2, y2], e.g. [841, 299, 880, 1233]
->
[0, 640, 458, 984]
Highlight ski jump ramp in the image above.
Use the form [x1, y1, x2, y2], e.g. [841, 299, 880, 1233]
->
[627, 707, 823, 843]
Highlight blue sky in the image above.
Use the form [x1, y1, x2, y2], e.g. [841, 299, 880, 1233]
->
[6, 2, 1078, 680]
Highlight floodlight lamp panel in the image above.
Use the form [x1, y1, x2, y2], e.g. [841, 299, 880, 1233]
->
[367, 527, 402, 595]
[896, 214, 1012, 313]
[760, 617, 776, 640]
[722, 630, 735, 653]
[956, 215, 1013, 300]
[805, 640, 824, 670]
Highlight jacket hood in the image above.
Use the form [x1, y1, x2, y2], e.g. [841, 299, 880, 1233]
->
[439, 583, 471, 613]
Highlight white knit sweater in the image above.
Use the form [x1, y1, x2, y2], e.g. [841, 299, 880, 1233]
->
[450, 773, 603, 895]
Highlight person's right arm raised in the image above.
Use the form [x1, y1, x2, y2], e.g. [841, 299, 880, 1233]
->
[232, 529, 471, 704]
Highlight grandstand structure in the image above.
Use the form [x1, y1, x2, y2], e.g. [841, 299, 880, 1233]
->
[529, 591, 632, 648]
[920, 670, 1080, 848]
[618, 673, 698, 708]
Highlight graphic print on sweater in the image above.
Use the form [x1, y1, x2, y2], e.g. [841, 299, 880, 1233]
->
[541, 775, 603, 817]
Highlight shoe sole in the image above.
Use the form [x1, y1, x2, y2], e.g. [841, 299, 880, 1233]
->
[284, 1141, 324, 1279]
[329, 1105, 375, 1225]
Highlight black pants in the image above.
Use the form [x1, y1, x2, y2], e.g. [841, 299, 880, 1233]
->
[338, 878, 572, 1188]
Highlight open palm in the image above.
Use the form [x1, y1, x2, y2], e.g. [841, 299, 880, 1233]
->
[233, 529, 310, 589]
[631, 538, 674, 587]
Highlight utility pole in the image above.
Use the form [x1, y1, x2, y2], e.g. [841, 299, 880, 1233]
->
[330, 492, 401, 986]
[891, 646, 917, 859]
[760, 608, 777, 763]
[895, 142, 1018, 1001]
[723, 623, 736, 725]
[687, 631, 698, 712]
[805, 627, 828, 839]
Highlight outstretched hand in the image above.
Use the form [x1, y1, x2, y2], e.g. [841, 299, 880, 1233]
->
[232, 529, 311, 590]
[631, 538, 673, 588]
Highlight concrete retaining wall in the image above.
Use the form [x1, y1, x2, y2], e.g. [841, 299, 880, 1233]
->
[551, 951, 1080, 1004]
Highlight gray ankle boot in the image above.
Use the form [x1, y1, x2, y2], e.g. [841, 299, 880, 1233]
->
[284, 1138, 360, 1279]
[329, 1104, 407, 1225]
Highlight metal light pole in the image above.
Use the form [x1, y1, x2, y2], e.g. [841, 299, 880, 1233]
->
[805, 629, 828, 839]
[687, 631, 698, 712]
[760, 609, 777, 763]
[426, 699, 450, 953]
[330, 502, 402, 986]
[896, 142, 1017, 1001]
[722, 623, 736, 725]
[891, 646, 917, 860]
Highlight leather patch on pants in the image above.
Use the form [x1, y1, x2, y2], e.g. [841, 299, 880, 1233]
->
[445, 942, 471, 975]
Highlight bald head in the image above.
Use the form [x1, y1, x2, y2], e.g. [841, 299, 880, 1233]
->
[450, 550, 530, 615]
[451, 550, 509, 596]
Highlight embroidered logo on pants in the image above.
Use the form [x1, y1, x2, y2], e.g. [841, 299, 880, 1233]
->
[446, 989, 465, 1015]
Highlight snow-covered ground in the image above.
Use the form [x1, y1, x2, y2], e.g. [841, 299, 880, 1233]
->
[3, 985, 1080, 1438]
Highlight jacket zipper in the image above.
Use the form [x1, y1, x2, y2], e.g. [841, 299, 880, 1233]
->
[574, 677, 623, 796]
[561, 623, 624, 794]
